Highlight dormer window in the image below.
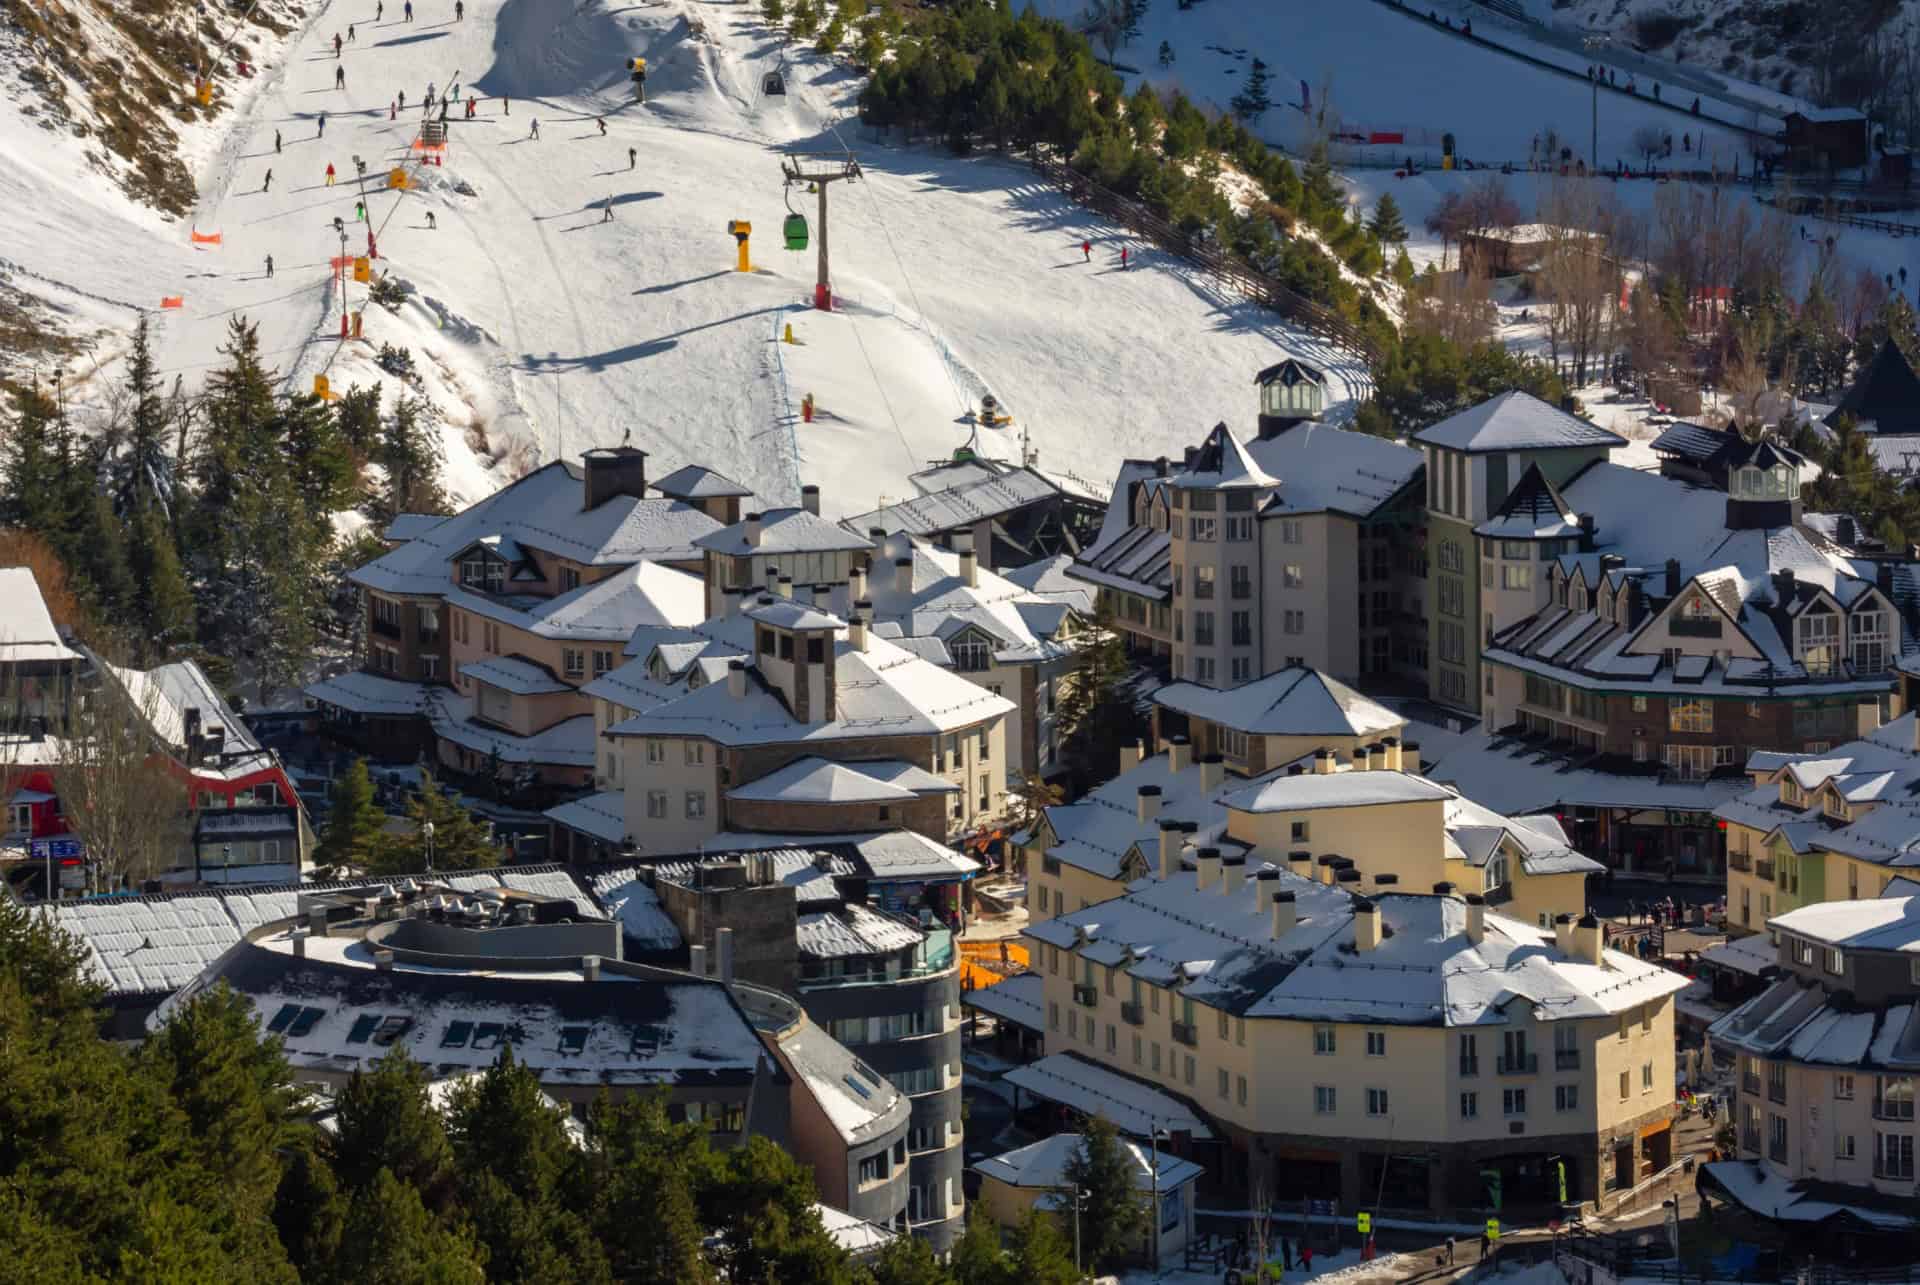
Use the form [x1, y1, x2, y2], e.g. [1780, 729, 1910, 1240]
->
[1824, 793, 1850, 822]
[1781, 778, 1804, 807]
[1799, 608, 1839, 675]
[1571, 584, 1588, 613]
[459, 553, 504, 594]
[1733, 462, 1798, 501]
[950, 634, 993, 673]
[1673, 592, 1720, 639]
[1850, 607, 1890, 674]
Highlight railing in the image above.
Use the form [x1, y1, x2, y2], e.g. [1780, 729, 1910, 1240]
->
[1459, 1057, 1479, 1077]
[1741, 1127, 1760, 1154]
[1073, 984, 1098, 1008]
[1498, 1053, 1538, 1075]
[1755, 859, 1775, 880]
[1669, 618, 1723, 638]
[1027, 152, 1384, 369]
[1121, 1001, 1144, 1025]
[1768, 1080, 1787, 1105]
[370, 616, 402, 640]
[1556, 1050, 1581, 1071]
[1742, 1072, 1761, 1095]
[1729, 852, 1752, 872]
[1171, 1020, 1198, 1047]
[1872, 1098, 1914, 1122]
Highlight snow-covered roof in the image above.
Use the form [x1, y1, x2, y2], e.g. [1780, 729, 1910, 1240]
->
[106, 658, 261, 757]
[0, 567, 80, 663]
[305, 670, 434, 717]
[1244, 422, 1421, 519]
[973, 1132, 1204, 1193]
[1170, 422, 1278, 491]
[1071, 522, 1171, 601]
[815, 1205, 896, 1258]
[459, 656, 571, 696]
[1716, 716, 1920, 870]
[447, 560, 706, 642]
[652, 846, 853, 903]
[1223, 770, 1453, 814]
[1154, 666, 1403, 738]
[1002, 1053, 1215, 1140]
[688, 830, 981, 883]
[1831, 338, 1920, 437]
[795, 904, 925, 959]
[351, 461, 721, 596]
[1773, 896, 1920, 952]
[543, 790, 628, 845]
[1000, 554, 1098, 615]
[1425, 723, 1749, 816]
[726, 756, 954, 804]
[1027, 871, 1687, 1025]
[651, 463, 753, 499]
[1697, 932, 1779, 978]
[1701, 1160, 1917, 1232]
[428, 692, 595, 767]
[960, 971, 1045, 1031]
[1710, 974, 1920, 1075]
[1034, 749, 1257, 881]
[782, 1017, 907, 1145]
[743, 596, 846, 632]
[694, 506, 871, 557]
[587, 866, 684, 951]
[861, 536, 1081, 667]
[839, 465, 1059, 537]
[383, 513, 448, 543]
[1474, 462, 1581, 541]
[1413, 391, 1625, 454]
[607, 629, 1014, 748]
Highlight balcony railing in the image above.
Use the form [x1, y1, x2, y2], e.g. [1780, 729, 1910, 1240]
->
[1498, 1054, 1538, 1075]
[1729, 852, 1752, 873]
[1073, 984, 1098, 1008]
[1741, 1128, 1760, 1154]
[1171, 1020, 1198, 1047]
[1742, 1072, 1761, 1096]
[370, 616, 403, 640]
[1768, 1081, 1787, 1105]
[1872, 1098, 1915, 1122]
[1755, 859, 1775, 881]
[1121, 1001, 1144, 1026]
[1555, 1050, 1581, 1071]
[1670, 617, 1723, 638]
[1459, 1057, 1479, 1078]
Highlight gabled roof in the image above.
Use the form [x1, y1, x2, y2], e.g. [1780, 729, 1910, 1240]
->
[862, 536, 1079, 666]
[1154, 665, 1405, 739]
[459, 656, 572, 696]
[694, 507, 871, 557]
[1170, 422, 1278, 490]
[1475, 461, 1581, 540]
[743, 596, 847, 632]
[1222, 770, 1454, 815]
[726, 757, 950, 804]
[1830, 338, 1920, 435]
[973, 1132, 1204, 1193]
[650, 464, 753, 499]
[1413, 391, 1625, 454]
[448, 561, 706, 642]
[0, 567, 80, 663]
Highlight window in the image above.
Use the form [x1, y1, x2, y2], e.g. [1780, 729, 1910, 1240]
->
[1669, 700, 1713, 733]
[1230, 565, 1253, 598]
[1366, 1088, 1390, 1117]
[1800, 609, 1840, 673]
[685, 791, 706, 819]
[1151, 1042, 1162, 1072]
[646, 790, 668, 819]
[1503, 1088, 1527, 1116]
[1459, 1033, 1479, 1076]
[1292, 820, 1310, 843]
[1188, 517, 1217, 542]
[1501, 564, 1532, 591]
[1185, 1055, 1195, 1086]
[1049, 1002, 1059, 1031]
[1226, 516, 1254, 542]
[1461, 1092, 1479, 1119]
[559, 567, 581, 592]
[1663, 744, 1720, 781]
[1556, 1084, 1579, 1111]
[1107, 1025, 1117, 1053]
[1620, 1071, 1631, 1100]
[1313, 1026, 1336, 1055]
[950, 636, 992, 672]
[1836, 1074, 1856, 1100]
[1438, 539, 1463, 573]
[1231, 611, 1252, 646]
[1194, 612, 1215, 646]
[1838, 1134, 1857, 1161]
[1366, 1031, 1387, 1057]
[646, 739, 667, 764]
[1876, 1076, 1914, 1120]
[1438, 577, 1465, 618]
[1314, 1085, 1337, 1114]
[1643, 1061, 1655, 1091]
[1284, 565, 1305, 589]
[1280, 518, 1304, 544]
[1219, 1068, 1230, 1099]
[1770, 1113, 1790, 1163]
[459, 555, 504, 594]
[1851, 608, 1890, 673]
[1238, 1074, 1248, 1106]
[592, 649, 614, 677]
[1283, 609, 1305, 635]
[1876, 1132, 1914, 1180]
[1193, 566, 1216, 599]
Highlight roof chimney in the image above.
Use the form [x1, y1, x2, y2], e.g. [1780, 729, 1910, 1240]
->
[1574, 913, 1604, 965]
[1195, 847, 1221, 890]
[1465, 894, 1486, 944]
[1136, 784, 1163, 824]
[374, 949, 394, 972]
[1774, 568, 1797, 603]
[1553, 912, 1576, 954]
[1401, 742, 1421, 774]
[1314, 748, 1336, 775]
[1287, 850, 1312, 874]
[582, 446, 649, 509]
[1317, 855, 1342, 885]
[1198, 753, 1224, 794]
[1664, 557, 1681, 597]
[850, 599, 872, 652]
[1878, 560, 1895, 595]
[690, 944, 708, 977]
[959, 546, 978, 588]
[1158, 819, 1184, 879]
[776, 574, 793, 599]
[1121, 739, 1146, 773]
[800, 484, 820, 516]
[849, 563, 869, 603]
[716, 927, 735, 983]
[582, 954, 602, 982]
[1271, 889, 1297, 939]
[1433, 880, 1455, 896]
[290, 927, 308, 958]
[813, 583, 833, 610]
[1221, 855, 1244, 896]
[1355, 744, 1374, 771]
[727, 659, 747, 699]
[1354, 899, 1381, 952]
[1380, 737, 1402, 772]
[744, 511, 763, 548]
[895, 556, 913, 596]
[1577, 512, 1596, 552]
[1168, 735, 1190, 774]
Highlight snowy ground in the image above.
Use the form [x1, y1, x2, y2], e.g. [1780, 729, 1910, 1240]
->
[1118, 1246, 1403, 1285]
[0, 0, 1362, 517]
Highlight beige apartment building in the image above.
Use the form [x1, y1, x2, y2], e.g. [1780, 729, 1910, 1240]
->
[1707, 895, 1920, 1230]
[1023, 869, 1686, 1213]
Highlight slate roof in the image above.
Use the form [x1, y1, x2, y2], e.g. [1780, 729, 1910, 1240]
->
[1154, 666, 1404, 738]
[838, 466, 1060, 538]
[694, 506, 871, 557]
[650, 463, 753, 499]
[1829, 338, 1920, 435]
[1170, 423, 1278, 491]
[1475, 461, 1581, 540]
[1413, 391, 1625, 454]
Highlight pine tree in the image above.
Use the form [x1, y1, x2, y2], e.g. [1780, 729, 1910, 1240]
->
[272, 1142, 346, 1272]
[0, 385, 73, 541]
[761, 0, 784, 26]
[1008, 1208, 1077, 1285]
[1061, 1115, 1148, 1272]
[1230, 57, 1272, 121]
[947, 1205, 1013, 1285]
[69, 473, 136, 625]
[377, 396, 447, 525]
[442, 1047, 577, 1208]
[328, 1168, 486, 1284]
[585, 1091, 718, 1285]
[1368, 193, 1408, 244]
[1055, 605, 1142, 787]
[118, 315, 174, 518]
[328, 1047, 457, 1207]
[126, 498, 195, 657]
[871, 1235, 958, 1285]
[364, 773, 499, 874]
[315, 759, 386, 871]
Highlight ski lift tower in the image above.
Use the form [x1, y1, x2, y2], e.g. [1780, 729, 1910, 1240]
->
[780, 149, 861, 311]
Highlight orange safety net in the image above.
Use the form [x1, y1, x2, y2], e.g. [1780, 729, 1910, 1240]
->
[190, 229, 222, 246]
[159, 296, 184, 309]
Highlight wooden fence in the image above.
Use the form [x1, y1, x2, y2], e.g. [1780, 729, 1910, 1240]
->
[1027, 152, 1385, 369]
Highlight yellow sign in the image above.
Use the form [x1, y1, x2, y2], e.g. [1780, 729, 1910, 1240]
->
[387, 168, 410, 189]
[1356, 1212, 1372, 1235]
[196, 79, 212, 105]
[1485, 1218, 1501, 1241]
[352, 257, 371, 283]
[312, 374, 332, 399]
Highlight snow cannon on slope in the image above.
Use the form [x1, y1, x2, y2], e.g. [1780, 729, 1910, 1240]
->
[629, 57, 647, 103]
[727, 220, 751, 273]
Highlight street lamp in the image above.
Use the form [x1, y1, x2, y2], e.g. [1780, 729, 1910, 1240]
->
[1070, 1186, 1090, 1278]
[423, 819, 436, 873]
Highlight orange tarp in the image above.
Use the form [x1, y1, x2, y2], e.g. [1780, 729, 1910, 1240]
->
[190, 229, 222, 246]
[159, 296, 184, 309]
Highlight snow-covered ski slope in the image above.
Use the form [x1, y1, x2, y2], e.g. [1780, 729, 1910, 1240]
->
[0, 0, 1362, 517]
[1031, 0, 1784, 171]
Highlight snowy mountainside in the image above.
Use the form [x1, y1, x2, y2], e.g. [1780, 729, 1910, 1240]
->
[4, 0, 1362, 517]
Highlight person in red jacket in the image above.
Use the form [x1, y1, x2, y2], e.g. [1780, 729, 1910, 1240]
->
[1080, 239, 1091, 262]
[325, 162, 336, 186]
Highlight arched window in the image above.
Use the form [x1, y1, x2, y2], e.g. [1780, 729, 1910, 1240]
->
[1734, 463, 1799, 501]
[1486, 853, 1510, 893]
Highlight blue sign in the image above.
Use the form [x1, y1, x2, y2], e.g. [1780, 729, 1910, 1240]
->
[31, 838, 84, 860]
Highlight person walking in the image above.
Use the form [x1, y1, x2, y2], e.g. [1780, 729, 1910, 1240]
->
[502, 93, 510, 114]
[1446, 1236, 1456, 1266]
[377, 0, 383, 17]
[455, 0, 463, 16]
[628, 146, 636, 169]
[390, 100, 397, 120]
[1300, 1244, 1314, 1273]
[335, 65, 346, 90]
[403, 0, 413, 20]
[426, 82, 436, 108]
[262, 168, 273, 191]
[466, 96, 476, 118]
[348, 23, 355, 41]
[530, 118, 540, 139]
[426, 211, 437, 229]
[597, 116, 607, 135]
[333, 31, 342, 56]
[1120, 246, 1129, 269]
[318, 111, 327, 137]
[325, 162, 336, 186]
[355, 199, 366, 221]
[265, 254, 273, 277]
[602, 194, 614, 222]
[1080, 239, 1091, 262]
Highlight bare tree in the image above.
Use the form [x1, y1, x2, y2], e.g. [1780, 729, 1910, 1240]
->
[51, 665, 194, 892]
[1632, 123, 1666, 171]
[1537, 178, 1626, 386]
[1410, 267, 1497, 348]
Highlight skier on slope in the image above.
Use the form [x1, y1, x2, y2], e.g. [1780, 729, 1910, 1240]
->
[465, 96, 475, 118]
[348, 23, 355, 40]
[377, 0, 383, 18]
[628, 146, 636, 169]
[1120, 246, 1129, 269]
[456, 0, 463, 17]
[390, 101, 396, 120]
[398, 89, 406, 109]
[530, 118, 540, 139]
[1080, 239, 1091, 262]
[426, 211, 437, 229]
[602, 195, 614, 222]
[274, 128, 281, 153]
[262, 168, 273, 191]
[265, 254, 273, 277]
[403, 0, 413, 20]
[598, 117, 607, 135]
[336, 65, 345, 90]
[426, 83, 436, 108]
[326, 162, 336, 186]
[334, 32, 342, 56]
[356, 199, 366, 221]
[318, 112, 327, 136]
